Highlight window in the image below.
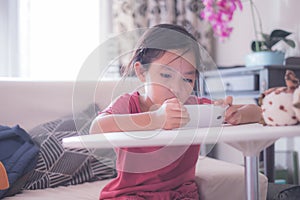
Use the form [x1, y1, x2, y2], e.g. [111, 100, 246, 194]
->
[1, 0, 113, 80]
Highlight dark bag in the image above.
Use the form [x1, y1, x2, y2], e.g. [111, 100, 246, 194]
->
[0, 125, 39, 198]
[268, 183, 300, 200]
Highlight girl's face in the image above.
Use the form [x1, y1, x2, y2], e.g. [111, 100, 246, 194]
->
[142, 51, 197, 105]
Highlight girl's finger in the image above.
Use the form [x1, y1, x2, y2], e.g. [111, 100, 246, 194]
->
[213, 99, 224, 106]
[225, 96, 233, 106]
[225, 106, 237, 118]
[214, 96, 233, 107]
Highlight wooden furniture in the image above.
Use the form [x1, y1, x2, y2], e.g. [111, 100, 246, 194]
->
[201, 65, 300, 182]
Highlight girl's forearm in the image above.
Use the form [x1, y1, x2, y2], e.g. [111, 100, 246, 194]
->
[89, 112, 162, 134]
[240, 104, 262, 124]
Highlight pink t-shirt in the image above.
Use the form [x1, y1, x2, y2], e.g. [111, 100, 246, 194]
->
[99, 92, 211, 200]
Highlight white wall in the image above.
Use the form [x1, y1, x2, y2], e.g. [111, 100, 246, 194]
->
[213, 0, 300, 183]
[214, 0, 300, 67]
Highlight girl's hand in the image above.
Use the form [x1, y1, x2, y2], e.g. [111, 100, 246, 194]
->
[224, 105, 243, 125]
[214, 96, 242, 125]
[214, 96, 233, 108]
[154, 98, 190, 130]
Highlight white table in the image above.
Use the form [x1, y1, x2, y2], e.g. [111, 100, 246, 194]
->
[63, 123, 300, 200]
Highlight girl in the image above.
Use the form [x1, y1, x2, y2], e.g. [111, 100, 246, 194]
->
[90, 24, 262, 199]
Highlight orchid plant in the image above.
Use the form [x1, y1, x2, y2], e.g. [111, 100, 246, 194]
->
[247, 0, 296, 52]
[201, 0, 243, 40]
[201, 0, 296, 52]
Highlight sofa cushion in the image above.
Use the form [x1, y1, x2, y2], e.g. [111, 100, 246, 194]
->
[196, 156, 268, 200]
[24, 104, 117, 189]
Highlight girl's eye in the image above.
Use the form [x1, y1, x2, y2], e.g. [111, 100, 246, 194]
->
[160, 73, 172, 78]
[183, 78, 193, 83]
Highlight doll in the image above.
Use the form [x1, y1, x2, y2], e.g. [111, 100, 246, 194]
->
[259, 70, 299, 126]
[293, 85, 300, 121]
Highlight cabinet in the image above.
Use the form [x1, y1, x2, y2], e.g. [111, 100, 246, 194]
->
[201, 65, 300, 182]
[201, 65, 300, 99]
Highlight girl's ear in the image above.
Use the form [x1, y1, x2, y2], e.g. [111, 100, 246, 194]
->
[134, 62, 146, 82]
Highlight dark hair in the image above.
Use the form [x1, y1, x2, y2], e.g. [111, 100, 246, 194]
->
[121, 24, 201, 77]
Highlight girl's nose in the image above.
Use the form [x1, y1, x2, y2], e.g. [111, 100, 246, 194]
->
[169, 82, 181, 98]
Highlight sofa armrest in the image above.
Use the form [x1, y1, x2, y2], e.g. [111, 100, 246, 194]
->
[195, 156, 268, 200]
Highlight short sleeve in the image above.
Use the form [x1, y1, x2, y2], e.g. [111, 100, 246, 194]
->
[185, 95, 212, 105]
[100, 92, 141, 115]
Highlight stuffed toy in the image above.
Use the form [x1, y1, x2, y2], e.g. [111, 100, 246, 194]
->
[259, 70, 300, 126]
[293, 86, 300, 120]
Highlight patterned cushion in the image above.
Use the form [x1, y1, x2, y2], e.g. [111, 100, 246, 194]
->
[24, 104, 117, 189]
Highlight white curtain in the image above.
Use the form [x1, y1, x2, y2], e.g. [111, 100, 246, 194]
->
[0, 0, 20, 77]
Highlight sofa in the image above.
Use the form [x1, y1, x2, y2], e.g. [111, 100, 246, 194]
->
[0, 79, 268, 200]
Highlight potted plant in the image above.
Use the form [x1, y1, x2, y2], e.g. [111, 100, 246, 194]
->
[201, 0, 297, 67]
[244, 0, 296, 67]
[245, 29, 296, 67]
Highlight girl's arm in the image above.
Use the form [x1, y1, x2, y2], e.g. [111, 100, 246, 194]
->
[90, 112, 160, 133]
[214, 96, 262, 125]
[89, 98, 189, 134]
[225, 104, 262, 125]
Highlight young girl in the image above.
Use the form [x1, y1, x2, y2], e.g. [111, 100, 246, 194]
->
[90, 24, 262, 199]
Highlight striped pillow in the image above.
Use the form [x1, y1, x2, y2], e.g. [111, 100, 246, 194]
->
[24, 104, 117, 189]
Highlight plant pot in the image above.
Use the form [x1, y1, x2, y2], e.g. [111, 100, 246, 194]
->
[245, 51, 285, 67]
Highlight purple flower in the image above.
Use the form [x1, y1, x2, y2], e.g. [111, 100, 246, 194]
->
[201, 0, 242, 40]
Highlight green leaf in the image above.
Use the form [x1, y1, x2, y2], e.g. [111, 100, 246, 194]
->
[268, 37, 282, 49]
[251, 41, 264, 52]
[283, 39, 296, 48]
[270, 29, 292, 38]
[260, 33, 271, 50]
[261, 33, 270, 41]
